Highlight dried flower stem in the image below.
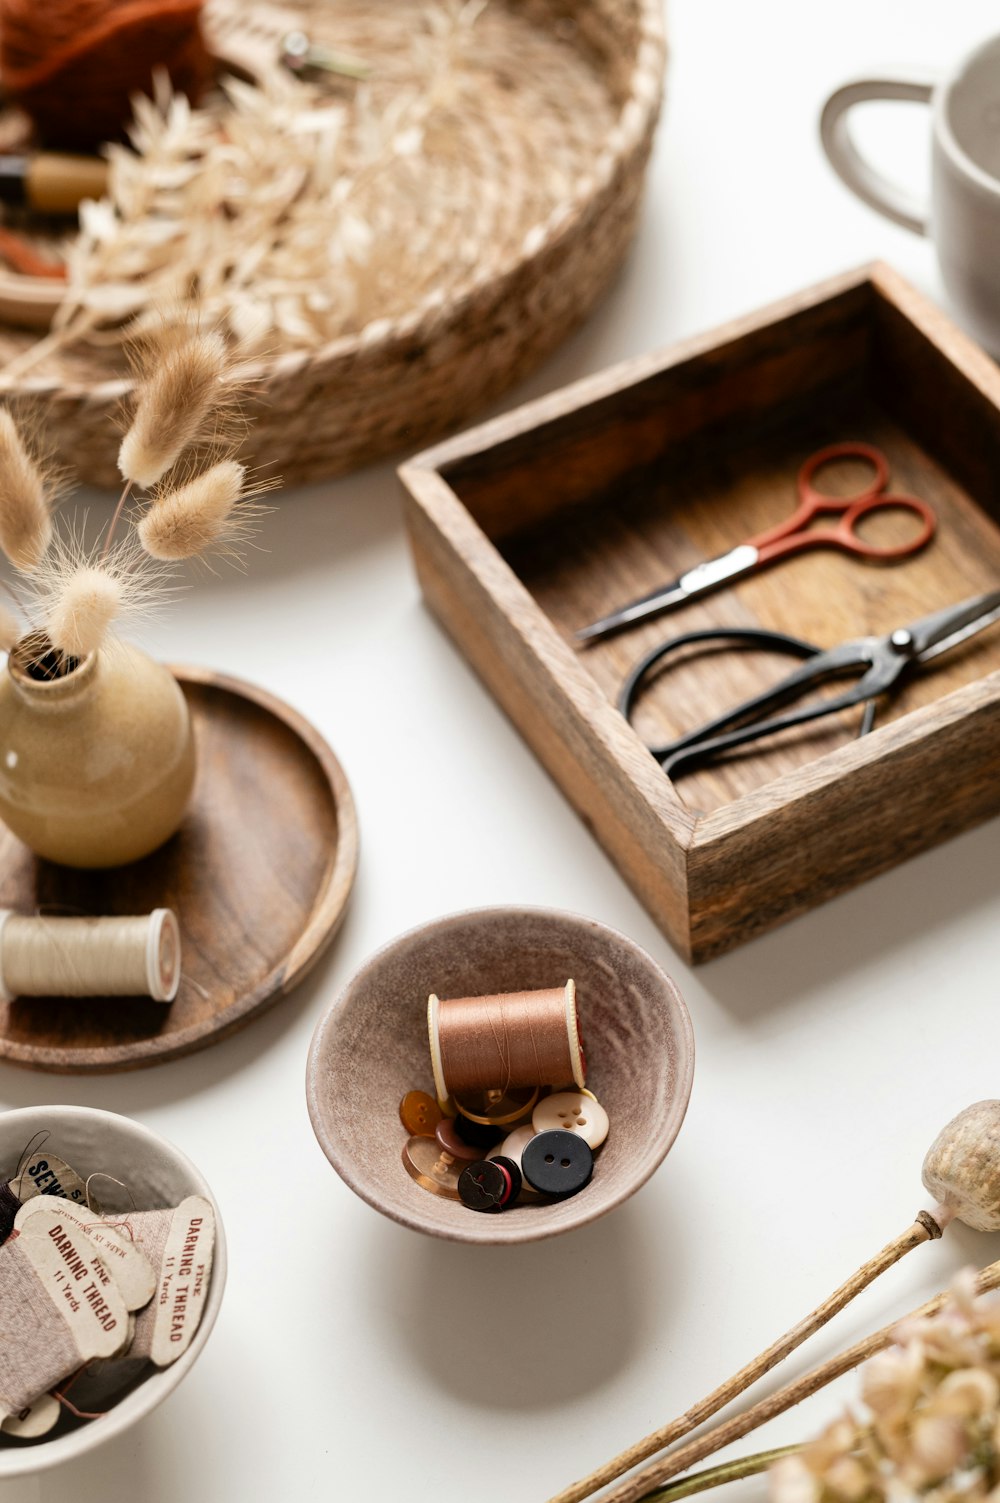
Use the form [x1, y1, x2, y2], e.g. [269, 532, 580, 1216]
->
[638, 1446, 802, 1503]
[0, 603, 20, 652]
[101, 479, 133, 560]
[549, 1215, 943, 1503]
[595, 1258, 1000, 1503]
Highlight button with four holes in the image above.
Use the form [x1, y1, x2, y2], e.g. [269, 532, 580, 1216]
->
[399, 1090, 443, 1138]
[532, 1090, 609, 1149]
[521, 1129, 593, 1198]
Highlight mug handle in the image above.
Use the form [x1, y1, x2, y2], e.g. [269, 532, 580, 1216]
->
[820, 75, 937, 235]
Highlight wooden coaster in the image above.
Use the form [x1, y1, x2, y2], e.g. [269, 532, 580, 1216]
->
[0, 666, 358, 1072]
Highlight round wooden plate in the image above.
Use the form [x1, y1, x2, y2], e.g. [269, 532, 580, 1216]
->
[0, 666, 358, 1072]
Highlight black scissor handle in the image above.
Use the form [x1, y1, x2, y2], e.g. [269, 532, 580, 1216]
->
[619, 626, 876, 778]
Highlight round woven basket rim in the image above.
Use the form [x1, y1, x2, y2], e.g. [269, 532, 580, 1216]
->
[0, 1, 666, 408]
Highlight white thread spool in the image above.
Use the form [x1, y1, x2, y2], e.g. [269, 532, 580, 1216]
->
[0, 910, 181, 1003]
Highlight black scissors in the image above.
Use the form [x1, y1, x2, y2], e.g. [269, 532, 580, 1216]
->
[620, 589, 1000, 778]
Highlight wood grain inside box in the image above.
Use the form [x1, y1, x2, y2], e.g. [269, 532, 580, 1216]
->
[401, 265, 1000, 960]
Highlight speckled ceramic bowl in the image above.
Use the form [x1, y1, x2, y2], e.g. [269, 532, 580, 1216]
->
[0, 1105, 226, 1477]
[306, 907, 694, 1244]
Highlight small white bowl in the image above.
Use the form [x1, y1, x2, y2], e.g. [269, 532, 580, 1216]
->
[0, 1104, 226, 1478]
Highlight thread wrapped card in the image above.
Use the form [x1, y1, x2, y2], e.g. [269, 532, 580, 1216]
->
[0, 1138, 214, 1442]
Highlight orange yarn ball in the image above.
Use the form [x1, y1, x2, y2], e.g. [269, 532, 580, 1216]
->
[0, 0, 211, 149]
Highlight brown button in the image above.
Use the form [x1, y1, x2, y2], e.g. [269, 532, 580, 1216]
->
[402, 1136, 461, 1199]
[399, 1090, 442, 1138]
[435, 1118, 483, 1161]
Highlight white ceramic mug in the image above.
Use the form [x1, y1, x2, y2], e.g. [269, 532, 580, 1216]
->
[821, 34, 1000, 353]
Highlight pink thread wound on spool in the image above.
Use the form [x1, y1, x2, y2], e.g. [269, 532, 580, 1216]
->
[427, 982, 586, 1107]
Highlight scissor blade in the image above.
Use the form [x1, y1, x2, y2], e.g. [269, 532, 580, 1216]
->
[576, 544, 760, 644]
[576, 583, 691, 643]
[904, 588, 1000, 662]
[653, 639, 875, 763]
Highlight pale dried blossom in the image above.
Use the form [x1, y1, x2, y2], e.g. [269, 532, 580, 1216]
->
[770, 1275, 1000, 1503]
[30, 1, 491, 362]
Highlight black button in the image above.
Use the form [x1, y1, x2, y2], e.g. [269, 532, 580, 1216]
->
[521, 1130, 593, 1197]
[454, 1113, 504, 1150]
[458, 1159, 509, 1212]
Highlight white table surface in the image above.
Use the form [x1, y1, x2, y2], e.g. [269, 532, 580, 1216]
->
[4, 4, 1000, 1499]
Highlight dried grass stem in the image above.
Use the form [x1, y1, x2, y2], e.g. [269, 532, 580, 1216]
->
[595, 1260, 1000, 1503]
[550, 1217, 940, 1503]
[102, 479, 133, 559]
[639, 1446, 802, 1503]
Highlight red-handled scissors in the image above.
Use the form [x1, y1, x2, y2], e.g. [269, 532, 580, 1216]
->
[576, 443, 937, 645]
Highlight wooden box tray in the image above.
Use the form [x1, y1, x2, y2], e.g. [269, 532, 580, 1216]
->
[399, 264, 1000, 963]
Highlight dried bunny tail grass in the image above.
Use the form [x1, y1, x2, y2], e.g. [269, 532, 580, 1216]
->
[23, 526, 178, 658]
[139, 459, 274, 563]
[48, 566, 122, 658]
[0, 407, 54, 571]
[118, 329, 229, 488]
[0, 603, 20, 652]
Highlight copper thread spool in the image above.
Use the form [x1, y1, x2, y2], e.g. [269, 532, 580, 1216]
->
[427, 981, 585, 1111]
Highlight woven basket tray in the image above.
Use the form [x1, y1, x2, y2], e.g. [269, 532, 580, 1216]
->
[0, 0, 665, 488]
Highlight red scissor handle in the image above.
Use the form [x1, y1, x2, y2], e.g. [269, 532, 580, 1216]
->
[826, 491, 936, 559]
[750, 442, 936, 562]
[798, 441, 889, 508]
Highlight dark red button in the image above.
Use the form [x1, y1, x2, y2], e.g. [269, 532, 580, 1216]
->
[521, 1130, 593, 1197]
[490, 1154, 523, 1207]
[435, 1118, 482, 1162]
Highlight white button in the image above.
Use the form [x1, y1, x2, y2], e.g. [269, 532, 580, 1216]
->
[490, 1125, 543, 1196]
[532, 1090, 609, 1149]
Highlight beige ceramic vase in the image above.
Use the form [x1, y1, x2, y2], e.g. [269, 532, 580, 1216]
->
[0, 633, 196, 868]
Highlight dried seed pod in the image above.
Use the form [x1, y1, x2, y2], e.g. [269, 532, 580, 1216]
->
[922, 1101, 1000, 1231]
